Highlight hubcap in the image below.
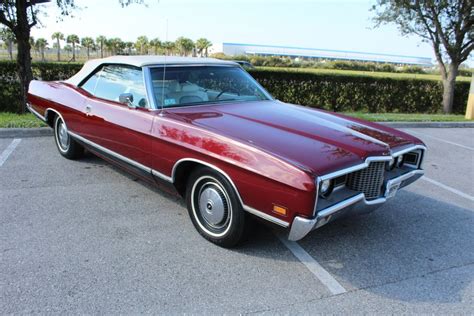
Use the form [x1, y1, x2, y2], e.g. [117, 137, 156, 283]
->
[198, 184, 228, 228]
[57, 120, 69, 150]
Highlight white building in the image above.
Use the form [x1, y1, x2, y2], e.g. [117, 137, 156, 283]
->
[212, 42, 432, 66]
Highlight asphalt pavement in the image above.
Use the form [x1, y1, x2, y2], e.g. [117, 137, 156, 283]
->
[1, 128, 473, 314]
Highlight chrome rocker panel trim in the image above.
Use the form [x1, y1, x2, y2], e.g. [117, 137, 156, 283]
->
[289, 169, 424, 241]
[26, 103, 46, 122]
[68, 131, 289, 228]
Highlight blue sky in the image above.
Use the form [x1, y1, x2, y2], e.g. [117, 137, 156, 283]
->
[32, 0, 440, 62]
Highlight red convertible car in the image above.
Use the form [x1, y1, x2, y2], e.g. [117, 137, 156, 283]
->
[27, 56, 426, 247]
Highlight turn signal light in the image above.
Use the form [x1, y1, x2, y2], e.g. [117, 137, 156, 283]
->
[272, 205, 288, 216]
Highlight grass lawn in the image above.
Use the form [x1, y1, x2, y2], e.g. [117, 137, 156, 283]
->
[0, 112, 470, 129]
[343, 112, 470, 122]
[0, 113, 47, 128]
[256, 67, 471, 82]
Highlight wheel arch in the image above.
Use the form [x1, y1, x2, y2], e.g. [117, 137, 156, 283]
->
[171, 158, 290, 228]
[171, 158, 244, 206]
[44, 108, 65, 128]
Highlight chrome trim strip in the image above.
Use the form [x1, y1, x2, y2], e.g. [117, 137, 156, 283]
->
[243, 205, 290, 228]
[44, 108, 67, 129]
[391, 144, 427, 157]
[68, 131, 174, 182]
[150, 169, 174, 183]
[27, 103, 46, 122]
[147, 63, 238, 68]
[319, 145, 427, 182]
[318, 155, 392, 182]
[289, 169, 424, 241]
[143, 67, 158, 110]
[172, 158, 289, 227]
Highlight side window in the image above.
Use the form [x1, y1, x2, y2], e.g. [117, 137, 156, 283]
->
[81, 65, 148, 108]
[81, 71, 100, 95]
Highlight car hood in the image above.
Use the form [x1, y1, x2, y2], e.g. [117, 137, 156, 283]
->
[168, 100, 423, 176]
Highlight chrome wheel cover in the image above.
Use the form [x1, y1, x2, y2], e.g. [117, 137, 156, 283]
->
[56, 119, 70, 152]
[198, 184, 228, 228]
[191, 176, 233, 237]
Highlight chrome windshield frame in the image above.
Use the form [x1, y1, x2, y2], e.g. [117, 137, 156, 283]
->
[143, 64, 273, 111]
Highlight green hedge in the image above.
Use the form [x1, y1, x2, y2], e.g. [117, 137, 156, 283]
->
[0, 61, 82, 112]
[248, 69, 469, 114]
[0, 61, 469, 114]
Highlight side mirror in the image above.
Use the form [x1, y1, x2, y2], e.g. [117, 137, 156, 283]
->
[119, 93, 135, 108]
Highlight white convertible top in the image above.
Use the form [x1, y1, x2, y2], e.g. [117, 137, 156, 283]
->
[66, 55, 238, 86]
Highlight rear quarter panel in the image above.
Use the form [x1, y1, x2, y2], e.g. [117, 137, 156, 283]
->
[28, 81, 86, 133]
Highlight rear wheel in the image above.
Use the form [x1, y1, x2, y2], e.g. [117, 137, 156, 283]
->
[53, 115, 83, 159]
[186, 167, 249, 247]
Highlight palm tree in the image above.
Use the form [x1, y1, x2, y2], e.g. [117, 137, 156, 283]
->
[51, 32, 64, 61]
[81, 37, 95, 59]
[0, 28, 16, 60]
[125, 41, 134, 55]
[135, 35, 149, 55]
[96, 35, 106, 58]
[149, 38, 162, 55]
[66, 34, 80, 61]
[110, 38, 125, 55]
[35, 38, 48, 62]
[195, 38, 212, 57]
[175, 37, 194, 56]
[64, 44, 72, 58]
[161, 41, 175, 55]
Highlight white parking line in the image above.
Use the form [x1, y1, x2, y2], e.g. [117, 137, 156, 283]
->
[406, 129, 474, 151]
[277, 235, 347, 295]
[421, 176, 474, 203]
[0, 139, 22, 167]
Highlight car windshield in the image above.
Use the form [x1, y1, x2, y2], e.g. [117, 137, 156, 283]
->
[149, 65, 271, 108]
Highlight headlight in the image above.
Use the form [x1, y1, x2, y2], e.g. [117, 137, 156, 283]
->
[319, 179, 333, 198]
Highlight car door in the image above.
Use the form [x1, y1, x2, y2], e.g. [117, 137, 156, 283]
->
[78, 64, 155, 178]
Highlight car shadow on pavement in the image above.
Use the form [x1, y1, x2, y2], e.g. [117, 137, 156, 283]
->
[297, 189, 473, 303]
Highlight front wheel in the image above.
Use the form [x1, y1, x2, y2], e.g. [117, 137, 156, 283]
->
[186, 167, 249, 248]
[53, 115, 83, 159]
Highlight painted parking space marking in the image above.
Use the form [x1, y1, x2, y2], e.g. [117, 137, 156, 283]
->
[406, 129, 474, 151]
[0, 139, 21, 167]
[277, 235, 347, 295]
[421, 176, 474, 203]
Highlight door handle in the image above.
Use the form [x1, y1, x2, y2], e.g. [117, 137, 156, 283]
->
[85, 105, 92, 116]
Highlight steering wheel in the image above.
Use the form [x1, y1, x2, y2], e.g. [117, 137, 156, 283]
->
[215, 88, 240, 100]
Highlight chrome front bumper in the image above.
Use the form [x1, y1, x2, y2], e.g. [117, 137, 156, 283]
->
[288, 169, 424, 241]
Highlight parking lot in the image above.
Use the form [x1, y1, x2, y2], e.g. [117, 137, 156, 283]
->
[1, 128, 473, 314]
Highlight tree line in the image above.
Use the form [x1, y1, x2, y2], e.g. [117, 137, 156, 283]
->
[0, 29, 213, 62]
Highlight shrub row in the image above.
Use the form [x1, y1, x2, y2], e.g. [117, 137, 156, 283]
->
[0, 61, 83, 112]
[248, 68, 469, 114]
[0, 61, 469, 114]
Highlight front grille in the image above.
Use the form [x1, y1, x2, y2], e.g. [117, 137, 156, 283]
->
[346, 161, 385, 199]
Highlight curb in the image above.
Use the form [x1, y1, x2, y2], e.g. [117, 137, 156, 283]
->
[1, 121, 473, 138]
[381, 121, 474, 128]
[0, 127, 53, 138]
